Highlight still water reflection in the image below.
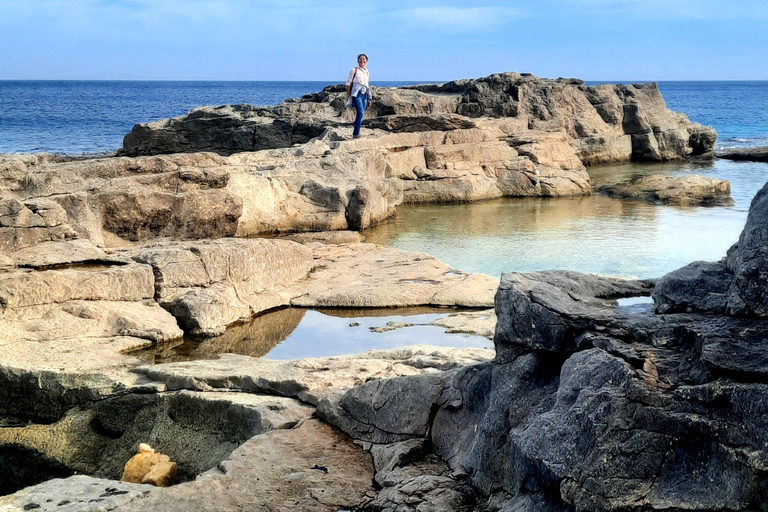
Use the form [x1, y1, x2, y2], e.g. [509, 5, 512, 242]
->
[364, 159, 768, 279]
[130, 307, 492, 363]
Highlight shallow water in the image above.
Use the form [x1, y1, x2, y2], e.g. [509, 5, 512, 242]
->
[364, 159, 768, 280]
[130, 307, 492, 363]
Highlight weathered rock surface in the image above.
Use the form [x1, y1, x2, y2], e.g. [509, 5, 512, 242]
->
[0, 72, 739, 512]
[716, 145, 768, 162]
[288, 242, 498, 309]
[128, 238, 314, 336]
[0, 344, 491, 509]
[0, 390, 313, 486]
[654, 179, 768, 317]
[0, 74, 717, 246]
[315, 180, 768, 512]
[1, 420, 375, 512]
[121, 73, 716, 166]
[133, 345, 493, 406]
[599, 174, 733, 205]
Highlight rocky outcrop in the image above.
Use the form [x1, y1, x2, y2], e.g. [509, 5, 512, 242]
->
[716, 146, 768, 162]
[1, 419, 376, 512]
[312, 179, 768, 512]
[121, 73, 716, 166]
[654, 179, 768, 316]
[0, 345, 493, 509]
[599, 174, 733, 206]
[0, 74, 717, 244]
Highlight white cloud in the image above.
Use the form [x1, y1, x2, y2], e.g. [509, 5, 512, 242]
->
[560, 0, 768, 20]
[387, 6, 525, 32]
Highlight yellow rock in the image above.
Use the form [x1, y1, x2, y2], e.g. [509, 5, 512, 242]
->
[121, 443, 178, 487]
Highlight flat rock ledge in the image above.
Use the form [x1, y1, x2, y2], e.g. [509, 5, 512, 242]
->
[716, 146, 768, 162]
[599, 174, 733, 205]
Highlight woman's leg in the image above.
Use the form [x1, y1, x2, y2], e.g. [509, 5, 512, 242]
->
[353, 95, 364, 137]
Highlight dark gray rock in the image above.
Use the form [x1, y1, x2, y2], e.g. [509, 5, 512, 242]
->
[716, 146, 768, 162]
[726, 180, 768, 317]
[365, 114, 477, 133]
[316, 373, 445, 444]
[493, 270, 654, 361]
[322, 253, 768, 511]
[364, 454, 477, 512]
[486, 491, 574, 512]
[369, 439, 429, 486]
[652, 180, 768, 319]
[652, 260, 731, 313]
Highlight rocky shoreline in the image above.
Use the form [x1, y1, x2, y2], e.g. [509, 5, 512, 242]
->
[4, 72, 767, 511]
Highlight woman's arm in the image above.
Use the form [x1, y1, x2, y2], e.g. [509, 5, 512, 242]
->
[346, 68, 355, 98]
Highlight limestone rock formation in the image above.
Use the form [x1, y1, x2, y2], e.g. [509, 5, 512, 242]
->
[128, 238, 314, 336]
[287, 243, 498, 309]
[599, 174, 733, 205]
[0, 74, 717, 244]
[121, 73, 716, 166]
[121, 444, 177, 487]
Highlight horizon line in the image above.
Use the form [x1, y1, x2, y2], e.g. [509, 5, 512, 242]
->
[2, 78, 768, 83]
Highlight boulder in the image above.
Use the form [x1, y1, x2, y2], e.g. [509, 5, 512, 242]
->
[652, 260, 731, 313]
[725, 179, 768, 316]
[493, 270, 654, 360]
[599, 174, 733, 205]
[653, 179, 768, 318]
[121, 444, 177, 487]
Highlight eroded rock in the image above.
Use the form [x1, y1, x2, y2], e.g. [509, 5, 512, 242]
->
[128, 238, 314, 336]
[121, 444, 177, 487]
[599, 174, 733, 205]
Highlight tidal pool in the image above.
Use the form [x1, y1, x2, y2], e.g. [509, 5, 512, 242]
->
[131, 307, 493, 364]
[364, 159, 768, 279]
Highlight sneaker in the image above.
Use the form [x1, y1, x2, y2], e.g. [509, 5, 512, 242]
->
[353, 134, 361, 139]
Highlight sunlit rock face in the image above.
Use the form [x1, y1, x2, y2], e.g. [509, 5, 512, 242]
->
[121, 72, 716, 165]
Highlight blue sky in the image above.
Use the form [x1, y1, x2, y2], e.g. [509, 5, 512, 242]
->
[1, 0, 767, 81]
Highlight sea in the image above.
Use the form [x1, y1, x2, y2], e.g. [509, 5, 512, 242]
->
[0, 80, 767, 155]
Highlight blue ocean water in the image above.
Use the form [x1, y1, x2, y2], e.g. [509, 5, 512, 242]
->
[0, 80, 416, 154]
[0, 80, 766, 154]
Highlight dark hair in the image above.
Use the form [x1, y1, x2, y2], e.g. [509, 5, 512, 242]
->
[357, 54, 368, 61]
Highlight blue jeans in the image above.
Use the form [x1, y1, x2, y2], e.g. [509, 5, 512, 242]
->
[353, 93, 369, 136]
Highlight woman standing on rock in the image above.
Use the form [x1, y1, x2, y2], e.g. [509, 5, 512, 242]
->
[346, 54, 371, 139]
